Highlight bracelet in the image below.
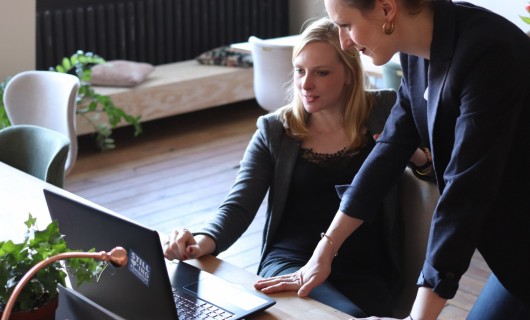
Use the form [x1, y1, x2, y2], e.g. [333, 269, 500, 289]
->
[415, 165, 433, 176]
[320, 233, 338, 257]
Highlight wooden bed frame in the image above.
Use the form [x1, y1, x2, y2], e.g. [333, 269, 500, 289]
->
[77, 60, 254, 135]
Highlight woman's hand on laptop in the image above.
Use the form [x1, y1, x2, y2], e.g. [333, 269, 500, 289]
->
[163, 228, 215, 261]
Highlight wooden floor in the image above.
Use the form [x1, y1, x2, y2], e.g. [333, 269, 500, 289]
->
[64, 100, 490, 319]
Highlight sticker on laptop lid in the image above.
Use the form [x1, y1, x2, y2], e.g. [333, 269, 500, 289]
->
[128, 249, 152, 287]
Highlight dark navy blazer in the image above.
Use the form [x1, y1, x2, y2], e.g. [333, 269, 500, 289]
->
[339, 0, 530, 304]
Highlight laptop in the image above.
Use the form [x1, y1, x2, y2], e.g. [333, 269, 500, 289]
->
[44, 189, 275, 320]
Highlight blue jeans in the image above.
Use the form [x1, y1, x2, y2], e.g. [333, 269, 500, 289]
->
[468, 273, 530, 320]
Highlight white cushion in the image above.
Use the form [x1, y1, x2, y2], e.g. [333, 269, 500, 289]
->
[91, 60, 155, 87]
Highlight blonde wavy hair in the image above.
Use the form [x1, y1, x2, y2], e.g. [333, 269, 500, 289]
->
[276, 17, 374, 151]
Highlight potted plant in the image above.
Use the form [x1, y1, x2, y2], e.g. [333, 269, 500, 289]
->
[0, 214, 106, 319]
[0, 78, 10, 129]
[0, 50, 142, 151]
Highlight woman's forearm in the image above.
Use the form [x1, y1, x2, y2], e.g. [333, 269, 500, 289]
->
[410, 287, 448, 320]
[320, 210, 364, 258]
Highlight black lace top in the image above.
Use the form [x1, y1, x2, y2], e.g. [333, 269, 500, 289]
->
[300, 147, 360, 170]
[264, 137, 391, 276]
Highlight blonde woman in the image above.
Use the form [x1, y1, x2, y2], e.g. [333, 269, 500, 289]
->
[165, 17, 417, 317]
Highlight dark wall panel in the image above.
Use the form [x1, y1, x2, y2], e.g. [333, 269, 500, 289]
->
[36, 0, 289, 69]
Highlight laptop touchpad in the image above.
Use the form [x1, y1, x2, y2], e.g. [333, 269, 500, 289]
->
[184, 276, 270, 311]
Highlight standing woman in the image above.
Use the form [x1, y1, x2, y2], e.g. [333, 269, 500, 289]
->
[255, 0, 530, 319]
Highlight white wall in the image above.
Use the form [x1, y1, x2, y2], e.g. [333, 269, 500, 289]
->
[0, 0, 36, 81]
[289, 1, 530, 34]
[468, 0, 529, 33]
[0, 1, 526, 81]
[289, 0, 327, 34]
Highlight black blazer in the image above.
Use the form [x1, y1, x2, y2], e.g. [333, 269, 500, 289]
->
[339, 0, 530, 304]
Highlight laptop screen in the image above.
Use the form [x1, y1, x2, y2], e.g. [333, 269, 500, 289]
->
[44, 189, 275, 320]
[45, 189, 179, 319]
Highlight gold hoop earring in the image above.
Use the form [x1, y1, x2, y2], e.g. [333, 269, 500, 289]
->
[382, 21, 395, 35]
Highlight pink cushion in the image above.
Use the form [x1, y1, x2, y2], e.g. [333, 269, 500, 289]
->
[91, 60, 155, 87]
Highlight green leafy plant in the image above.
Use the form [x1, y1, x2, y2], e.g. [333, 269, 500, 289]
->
[521, 2, 530, 24]
[0, 50, 142, 151]
[0, 214, 106, 313]
[0, 77, 11, 129]
[51, 50, 142, 150]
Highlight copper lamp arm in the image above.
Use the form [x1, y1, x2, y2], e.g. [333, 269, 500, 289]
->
[1, 246, 127, 320]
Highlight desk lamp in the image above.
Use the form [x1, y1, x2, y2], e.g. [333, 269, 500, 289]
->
[1, 247, 128, 320]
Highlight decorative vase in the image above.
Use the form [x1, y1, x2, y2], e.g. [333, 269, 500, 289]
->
[0, 297, 58, 320]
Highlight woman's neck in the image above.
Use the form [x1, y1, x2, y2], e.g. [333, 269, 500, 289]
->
[307, 110, 343, 134]
[303, 112, 349, 154]
[394, 6, 434, 60]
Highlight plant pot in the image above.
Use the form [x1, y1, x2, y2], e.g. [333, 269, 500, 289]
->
[0, 297, 58, 320]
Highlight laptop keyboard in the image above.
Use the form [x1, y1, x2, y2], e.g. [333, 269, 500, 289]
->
[173, 290, 235, 320]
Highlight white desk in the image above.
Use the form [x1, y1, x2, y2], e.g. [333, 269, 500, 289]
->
[0, 162, 63, 242]
[0, 162, 113, 243]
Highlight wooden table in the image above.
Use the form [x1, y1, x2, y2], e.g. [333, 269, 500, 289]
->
[0, 162, 351, 319]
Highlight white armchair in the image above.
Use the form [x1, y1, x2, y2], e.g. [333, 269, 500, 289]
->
[248, 36, 293, 112]
[3, 70, 80, 175]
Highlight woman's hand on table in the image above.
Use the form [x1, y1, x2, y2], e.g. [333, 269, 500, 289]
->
[254, 250, 332, 297]
[254, 264, 330, 297]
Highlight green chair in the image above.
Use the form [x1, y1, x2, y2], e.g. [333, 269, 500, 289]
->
[382, 61, 403, 91]
[0, 125, 70, 187]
